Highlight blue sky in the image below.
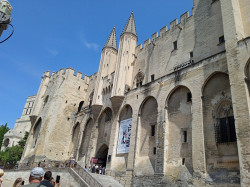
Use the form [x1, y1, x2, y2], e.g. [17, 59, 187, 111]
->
[0, 0, 193, 129]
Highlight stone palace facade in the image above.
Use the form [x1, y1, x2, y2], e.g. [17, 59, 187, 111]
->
[12, 0, 250, 186]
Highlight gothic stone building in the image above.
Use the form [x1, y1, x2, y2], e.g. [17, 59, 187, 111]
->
[19, 0, 250, 186]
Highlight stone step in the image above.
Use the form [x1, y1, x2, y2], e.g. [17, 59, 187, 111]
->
[88, 173, 124, 187]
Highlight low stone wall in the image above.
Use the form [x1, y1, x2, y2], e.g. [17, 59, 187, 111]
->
[2, 168, 79, 187]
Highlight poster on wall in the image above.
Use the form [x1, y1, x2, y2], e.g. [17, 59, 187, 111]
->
[117, 118, 132, 154]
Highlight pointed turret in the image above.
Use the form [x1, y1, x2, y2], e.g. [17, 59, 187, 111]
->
[111, 12, 138, 111]
[104, 27, 117, 50]
[121, 12, 137, 37]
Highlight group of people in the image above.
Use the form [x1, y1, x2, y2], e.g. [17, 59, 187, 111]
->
[0, 167, 61, 187]
[89, 164, 105, 175]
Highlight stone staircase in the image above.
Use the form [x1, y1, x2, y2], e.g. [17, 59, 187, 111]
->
[70, 165, 123, 187]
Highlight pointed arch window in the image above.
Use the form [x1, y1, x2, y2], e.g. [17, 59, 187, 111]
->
[214, 102, 237, 143]
[135, 71, 144, 88]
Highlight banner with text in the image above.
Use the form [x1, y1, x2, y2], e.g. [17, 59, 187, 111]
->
[117, 118, 132, 154]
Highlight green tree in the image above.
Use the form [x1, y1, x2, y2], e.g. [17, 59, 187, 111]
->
[0, 123, 9, 148]
[0, 146, 23, 166]
[0, 131, 29, 167]
[18, 131, 29, 148]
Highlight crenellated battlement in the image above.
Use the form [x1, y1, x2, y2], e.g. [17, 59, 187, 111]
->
[42, 68, 89, 82]
[136, 11, 192, 51]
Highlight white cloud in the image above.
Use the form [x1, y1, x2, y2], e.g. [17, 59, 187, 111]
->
[45, 48, 59, 56]
[83, 41, 99, 51]
[79, 34, 99, 51]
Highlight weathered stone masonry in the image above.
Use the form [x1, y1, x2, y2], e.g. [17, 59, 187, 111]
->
[17, 0, 250, 186]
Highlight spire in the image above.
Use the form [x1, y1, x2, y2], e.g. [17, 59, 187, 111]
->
[121, 12, 137, 37]
[104, 27, 117, 50]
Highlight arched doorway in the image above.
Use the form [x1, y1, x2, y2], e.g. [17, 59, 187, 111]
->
[96, 144, 109, 167]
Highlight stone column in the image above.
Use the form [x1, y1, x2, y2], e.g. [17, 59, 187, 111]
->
[192, 92, 206, 175]
[220, 0, 250, 186]
[155, 108, 165, 175]
[124, 113, 139, 186]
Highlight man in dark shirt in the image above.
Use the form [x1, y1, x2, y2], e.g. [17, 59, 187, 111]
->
[40, 171, 53, 187]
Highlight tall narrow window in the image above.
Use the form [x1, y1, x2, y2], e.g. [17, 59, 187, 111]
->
[182, 158, 185, 165]
[190, 52, 193, 58]
[219, 35, 225, 44]
[173, 41, 177, 50]
[151, 125, 155, 136]
[151, 74, 155, 81]
[187, 92, 192, 102]
[183, 131, 187, 142]
[153, 147, 156, 155]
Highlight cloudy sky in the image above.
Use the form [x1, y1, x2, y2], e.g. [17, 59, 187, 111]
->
[0, 0, 193, 129]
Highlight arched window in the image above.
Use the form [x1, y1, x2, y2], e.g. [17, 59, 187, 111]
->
[214, 101, 236, 143]
[135, 71, 144, 88]
[43, 95, 49, 107]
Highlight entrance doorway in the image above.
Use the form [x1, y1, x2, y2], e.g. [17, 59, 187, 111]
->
[96, 144, 109, 167]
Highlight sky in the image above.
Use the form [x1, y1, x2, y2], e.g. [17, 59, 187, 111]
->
[0, 0, 193, 129]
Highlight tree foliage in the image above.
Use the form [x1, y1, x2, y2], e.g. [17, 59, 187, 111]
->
[0, 131, 29, 167]
[0, 123, 9, 148]
[0, 146, 23, 166]
[18, 131, 29, 148]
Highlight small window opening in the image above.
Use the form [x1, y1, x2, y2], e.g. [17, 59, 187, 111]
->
[190, 52, 193, 58]
[78, 86, 80, 90]
[183, 131, 187, 142]
[219, 36, 225, 44]
[78, 101, 84, 112]
[151, 74, 155, 81]
[153, 147, 156, 155]
[173, 41, 177, 50]
[187, 92, 192, 102]
[182, 158, 185, 165]
[151, 125, 155, 136]
[67, 117, 70, 121]
[65, 100, 67, 103]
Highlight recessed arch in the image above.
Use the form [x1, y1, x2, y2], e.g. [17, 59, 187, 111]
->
[136, 96, 158, 174]
[202, 72, 239, 172]
[32, 117, 42, 148]
[165, 85, 192, 108]
[71, 122, 80, 156]
[95, 107, 113, 159]
[202, 71, 229, 95]
[3, 138, 9, 147]
[119, 104, 133, 121]
[134, 71, 145, 88]
[79, 118, 94, 163]
[243, 57, 250, 76]
[165, 85, 193, 171]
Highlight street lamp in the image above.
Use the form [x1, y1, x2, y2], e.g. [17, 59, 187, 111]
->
[0, 0, 14, 43]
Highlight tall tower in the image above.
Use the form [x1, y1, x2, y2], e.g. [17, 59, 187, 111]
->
[92, 27, 118, 117]
[111, 12, 137, 111]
